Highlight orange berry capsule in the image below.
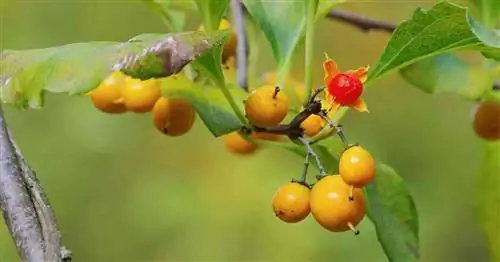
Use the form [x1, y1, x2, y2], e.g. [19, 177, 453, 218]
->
[339, 145, 376, 188]
[223, 131, 258, 155]
[310, 175, 365, 234]
[272, 181, 311, 223]
[88, 71, 128, 114]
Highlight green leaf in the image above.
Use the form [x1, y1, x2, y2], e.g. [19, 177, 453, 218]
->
[284, 143, 419, 262]
[482, 49, 500, 61]
[193, 0, 229, 31]
[192, 0, 229, 89]
[365, 164, 420, 262]
[468, 17, 500, 47]
[477, 142, 500, 262]
[469, 0, 500, 27]
[191, 43, 226, 88]
[473, 21, 500, 60]
[242, 0, 306, 77]
[400, 53, 493, 99]
[189, 33, 247, 127]
[189, 26, 246, 125]
[171, 0, 197, 11]
[141, 0, 187, 32]
[168, 10, 187, 32]
[243, 0, 340, 85]
[303, 0, 319, 105]
[367, 1, 500, 84]
[0, 31, 224, 109]
[160, 74, 245, 137]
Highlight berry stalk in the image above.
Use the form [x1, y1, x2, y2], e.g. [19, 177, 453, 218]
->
[219, 81, 249, 125]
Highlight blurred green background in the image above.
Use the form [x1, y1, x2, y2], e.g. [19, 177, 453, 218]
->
[0, 0, 492, 261]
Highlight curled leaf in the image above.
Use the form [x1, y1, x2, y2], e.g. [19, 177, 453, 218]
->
[0, 31, 225, 109]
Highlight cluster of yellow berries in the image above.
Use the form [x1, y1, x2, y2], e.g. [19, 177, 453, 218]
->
[216, 50, 377, 234]
[273, 145, 376, 234]
[88, 17, 381, 236]
[204, 19, 334, 154]
[88, 19, 240, 139]
[223, 76, 333, 155]
[88, 71, 196, 137]
[222, 84, 289, 154]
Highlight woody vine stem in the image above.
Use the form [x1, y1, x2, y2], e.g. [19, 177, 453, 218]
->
[0, 103, 71, 261]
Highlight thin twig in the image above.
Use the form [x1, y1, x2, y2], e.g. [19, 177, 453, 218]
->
[250, 94, 330, 179]
[298, 137, 326, 177]
[300, 151, 310, 182]
[317, 111, 349, 146]
[327, 9, 396, 33]
[308, 85, 325, 104]
[0, 103, 70, 262]
[251, 98, 325, 140]
[231, 0, 249, 91]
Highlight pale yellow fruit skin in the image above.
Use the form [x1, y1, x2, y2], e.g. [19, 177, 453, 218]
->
[272, 182, 311, 223]
[310, 175, 366, 232]
[152, 97, 197, 137]
[339, 146, 376, 187]
[122, 78, 162, 113]
[301, 114, 325, 137]
[223, 132, 258, 155]
[89, 71, 128, 114]
[244, 85, 289, 127]
[300, 101, 336, 137]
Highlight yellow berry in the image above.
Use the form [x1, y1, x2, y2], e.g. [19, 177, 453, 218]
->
[89, 71, 128, 114]
[339, 146, 376, 187]
[263, 71, 328, 104]
[244, 85, 289, 127]
[310, 175, 366, 234]
[300, 101, 336, 137]
[122, 78, 162, 113]
[272, 182, 311, 223]
[223, 131, 258, 155]
[152, 97, 196, 137]
[301, 114, 326, 137]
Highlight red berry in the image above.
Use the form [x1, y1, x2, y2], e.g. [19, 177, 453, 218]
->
[327, 73, 363, 105]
